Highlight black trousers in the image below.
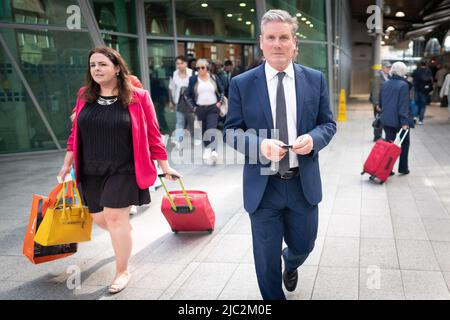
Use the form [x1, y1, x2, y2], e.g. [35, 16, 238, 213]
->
[373, 105, 382, 140]
[195, 104, 220, 149]
[383, 126, 410, 173]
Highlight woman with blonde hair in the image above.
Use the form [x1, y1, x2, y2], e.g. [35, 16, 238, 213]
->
[58, 47, 180, 294]
[186, 58, 224, 164]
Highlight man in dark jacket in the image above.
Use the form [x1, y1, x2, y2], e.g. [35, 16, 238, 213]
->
[412, 60, 433, 124]
[371, 61, 391, 141]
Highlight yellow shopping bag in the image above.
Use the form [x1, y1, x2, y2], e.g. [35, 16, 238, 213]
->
[34, 181, 93, 246]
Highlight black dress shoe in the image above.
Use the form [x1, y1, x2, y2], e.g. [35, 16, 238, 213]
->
[282, 268, 298, 292]
[398, 170, 410, 175]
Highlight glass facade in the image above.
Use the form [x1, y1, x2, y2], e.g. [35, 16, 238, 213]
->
[0, 0, 87, 27]
[175, 0, 257, 40]
[102, 34, 141, 78]
[0, 28, 92, 153]
[296, 42, 327, 75]
[148, 40, 176, 135]
[92, 0, 137, 34]
[265, 0, 326, 41]
[331, 0, 352, 115]
[144, 0, 174, 36]
[0, 0, 350, 154]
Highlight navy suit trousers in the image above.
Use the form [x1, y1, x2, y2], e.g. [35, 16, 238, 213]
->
[249, 175, 318, 300]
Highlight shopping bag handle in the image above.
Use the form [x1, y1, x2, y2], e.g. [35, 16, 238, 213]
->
[54, 181, 85, 220]
[158, 174, 194, 212]
[48, 183, 64, 206]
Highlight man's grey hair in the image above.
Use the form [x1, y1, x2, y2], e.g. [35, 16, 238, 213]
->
[390, 61, 408, 77]
[260, 9, 298, 37]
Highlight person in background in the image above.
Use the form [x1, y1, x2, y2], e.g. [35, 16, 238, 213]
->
[436, 64, 449, 108]
[215, 61, 229, 97]
[379, 61, 414, 175]
[58, 47, 180, 294]
[412, 60, 433, 125]
[186, 58, 224, 165]
[169, 55, 193, 150]
[222, 60, 235, 96]
[188, 57, 197, 73]
[371, 61, 391, 141]
[440, 71, 450, 120]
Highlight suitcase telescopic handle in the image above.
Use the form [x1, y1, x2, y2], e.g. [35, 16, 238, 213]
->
[158, 174, 194, 212]
[393, 128, 409, 147]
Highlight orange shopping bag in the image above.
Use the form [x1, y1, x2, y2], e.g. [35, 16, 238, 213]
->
[23, 183, 78, 264]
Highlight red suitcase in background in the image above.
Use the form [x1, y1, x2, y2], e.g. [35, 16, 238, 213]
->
[361, 129, 409, 184]
[159, 174, 215, 234]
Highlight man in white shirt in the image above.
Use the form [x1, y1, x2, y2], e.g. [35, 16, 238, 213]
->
[224, 9, 336, 300]
[169, 55, 193, 149]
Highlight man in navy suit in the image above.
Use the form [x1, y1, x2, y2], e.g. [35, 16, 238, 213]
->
[224, 9, 336, 300]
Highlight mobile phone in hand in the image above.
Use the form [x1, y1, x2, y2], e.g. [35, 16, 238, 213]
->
[281, 145, 293, 149]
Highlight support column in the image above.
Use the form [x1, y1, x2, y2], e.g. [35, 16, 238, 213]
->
[78, 0, 104, 47]
[326, 0, 335, 116]
[371, 0, 383, 108]
[136, 0, 150, 90]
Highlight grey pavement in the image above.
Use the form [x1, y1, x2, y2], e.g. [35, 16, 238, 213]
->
[1, 96, 450, 300]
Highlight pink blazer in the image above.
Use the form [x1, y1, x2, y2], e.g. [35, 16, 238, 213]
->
[67, 87, 168, 189]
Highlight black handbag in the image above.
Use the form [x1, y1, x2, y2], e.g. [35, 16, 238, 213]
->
[177, 87, 194, 114]
[372, 114, 382, 129]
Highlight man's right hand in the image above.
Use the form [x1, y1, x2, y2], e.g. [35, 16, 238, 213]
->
[169, 101, 175, 112]
[260, 139, 288, 162]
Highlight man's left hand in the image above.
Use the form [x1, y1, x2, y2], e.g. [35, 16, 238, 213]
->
[292, 134, 314, 155]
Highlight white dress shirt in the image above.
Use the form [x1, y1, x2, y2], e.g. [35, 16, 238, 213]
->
[265, 62, 299, 169]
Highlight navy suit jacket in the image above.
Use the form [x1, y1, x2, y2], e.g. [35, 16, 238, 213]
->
[224, 63, 337, 214]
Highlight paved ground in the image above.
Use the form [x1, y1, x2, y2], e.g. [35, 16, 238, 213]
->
[1, 96, 450, 300]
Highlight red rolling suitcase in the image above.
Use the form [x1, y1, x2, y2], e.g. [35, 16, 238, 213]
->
[159, 174, 215, 234]
[361, 129, 409, 184]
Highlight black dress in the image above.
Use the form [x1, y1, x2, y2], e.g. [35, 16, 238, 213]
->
[77, 96, 150, 213]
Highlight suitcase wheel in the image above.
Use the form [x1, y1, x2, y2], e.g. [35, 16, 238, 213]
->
[369, 176, 375, 181]
[172, 229, 179, 234]
[207, 229, 213, 234]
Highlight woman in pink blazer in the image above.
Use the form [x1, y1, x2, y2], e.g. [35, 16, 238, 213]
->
[58, 47, 180, 294]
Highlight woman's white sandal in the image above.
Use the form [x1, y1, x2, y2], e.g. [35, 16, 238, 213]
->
[108, 272, 130, 294]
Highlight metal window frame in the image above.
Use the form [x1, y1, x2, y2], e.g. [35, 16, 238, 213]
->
[172, 0, 178, 56]
[78, 0, 104, 47]
[0, 22, 90, 32]
[136, 0, 150, 90]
